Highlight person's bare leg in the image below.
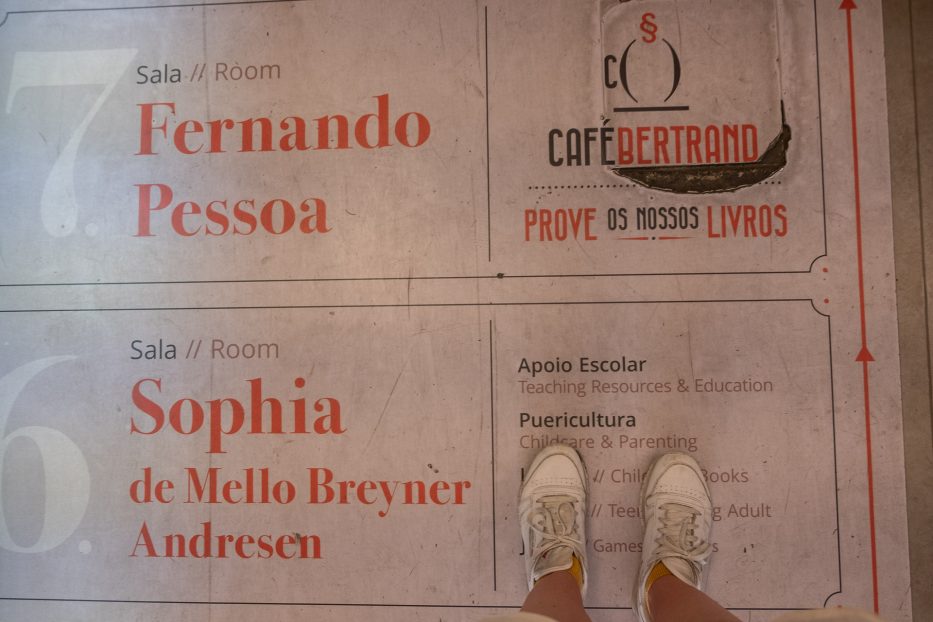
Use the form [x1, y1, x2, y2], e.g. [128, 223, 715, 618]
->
[633, 453, 731, 622]
[647, 574, 740, 622]
[520, 570, 592, 622]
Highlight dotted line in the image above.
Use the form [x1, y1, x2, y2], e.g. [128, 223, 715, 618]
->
[528, 184, 638, 190]
[528, 180, 782, 189]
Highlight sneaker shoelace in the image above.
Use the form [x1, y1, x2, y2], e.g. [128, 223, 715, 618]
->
[529, 494, 582, 560]
[654, 502, 711, 573]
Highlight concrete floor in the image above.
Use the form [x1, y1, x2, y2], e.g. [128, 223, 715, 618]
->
[885, 0, 933, 617]
[0, 1, 926, 619]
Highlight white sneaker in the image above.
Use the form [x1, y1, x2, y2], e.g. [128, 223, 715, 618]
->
[634, 452, 714, 622]
[519, 445, 589, 595]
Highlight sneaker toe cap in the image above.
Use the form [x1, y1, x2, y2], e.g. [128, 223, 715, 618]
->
[528, 454, 584, 485]
[652, 464, 711, 505]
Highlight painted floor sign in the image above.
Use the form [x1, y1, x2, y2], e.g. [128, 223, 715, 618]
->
[0, 1, 912, 621]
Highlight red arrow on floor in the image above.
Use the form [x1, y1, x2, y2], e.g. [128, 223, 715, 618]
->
[841, 0, 879, 614]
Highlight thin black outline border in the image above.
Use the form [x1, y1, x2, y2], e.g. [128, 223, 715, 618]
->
[0, 297, 821, 312]
[0, 0, 870, 612]
[0, 0, 829, 287]
[0, 597, 832, 613]
[0, 298, 842, 611]
[489, 318, 497, 591]
[485, 5, 492, 263]
[0, 0, 311, 29]
[0, 267, 822, 289]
